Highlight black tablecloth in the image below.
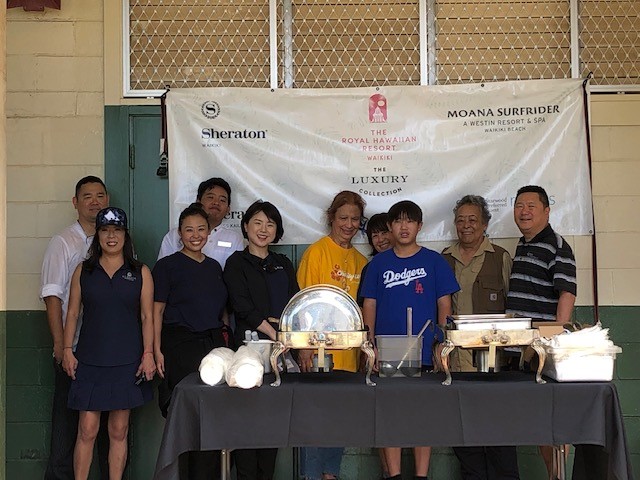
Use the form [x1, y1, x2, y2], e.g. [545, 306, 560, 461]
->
[153, 371, 633, 480]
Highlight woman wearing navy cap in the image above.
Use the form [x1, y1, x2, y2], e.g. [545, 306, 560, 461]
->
[62, 207, 155, 480]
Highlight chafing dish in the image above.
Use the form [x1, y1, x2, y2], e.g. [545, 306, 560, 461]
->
[440, 314, 546, 385]
[270, 284, 376, 387]
[452, 314, 532, 331]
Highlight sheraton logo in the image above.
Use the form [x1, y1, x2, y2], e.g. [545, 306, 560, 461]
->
[201, 101, 220, 119]
[201, 129, 267, 140]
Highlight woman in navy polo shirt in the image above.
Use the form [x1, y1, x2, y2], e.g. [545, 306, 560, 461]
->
[152, 202, 230, 480]
[223, 200, 299, 480]
[62, 207, 155, 480]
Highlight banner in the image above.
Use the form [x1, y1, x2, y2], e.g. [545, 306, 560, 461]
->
[167, 79, 593, 243]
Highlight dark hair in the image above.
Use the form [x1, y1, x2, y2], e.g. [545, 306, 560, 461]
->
[197, 177, 232, 205]
[516, 185, 550, 208]
[366, 213, 389, 255]
[178, 202, 210, 230]
[326, 191, 366, 226]
[241, 200, 285, 243]
[84, 227, 142, 273]
[388, 200, 423, 223]
[453, 195, 492, 224]
[75, 176, 106, 198]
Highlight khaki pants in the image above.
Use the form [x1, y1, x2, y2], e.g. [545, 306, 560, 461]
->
[449, 348, 475, 373]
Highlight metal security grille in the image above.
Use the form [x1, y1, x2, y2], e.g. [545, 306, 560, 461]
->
[125, 0, 639, 95]
[579, 0, 640, 87]
[127, 0, 271, 90]
[283, 0, 421, 88]
[434, 0, 572, 83]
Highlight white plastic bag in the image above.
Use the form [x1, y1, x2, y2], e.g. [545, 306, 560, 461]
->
[199, 347, 235, 386]
[226, 346, 264, 389]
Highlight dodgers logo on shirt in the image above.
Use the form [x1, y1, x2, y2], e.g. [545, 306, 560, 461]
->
[383, 267, 427, 288]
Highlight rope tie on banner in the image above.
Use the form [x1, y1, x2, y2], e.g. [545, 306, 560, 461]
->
[581, 73, 599, 324]
[157, 87, 170, 177]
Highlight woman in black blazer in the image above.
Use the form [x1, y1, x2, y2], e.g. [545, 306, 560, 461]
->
[223, 200, 299, 480]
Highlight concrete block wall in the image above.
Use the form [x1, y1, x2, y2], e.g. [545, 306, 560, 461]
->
[590, 95, 640, 306]
[5, 3, 105, 477]
[6, 1, 104, 311]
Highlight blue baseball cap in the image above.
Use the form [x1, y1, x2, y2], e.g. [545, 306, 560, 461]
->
[96, 207, 128, 229]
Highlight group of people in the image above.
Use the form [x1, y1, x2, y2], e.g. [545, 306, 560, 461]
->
[41, 174, 576, 480]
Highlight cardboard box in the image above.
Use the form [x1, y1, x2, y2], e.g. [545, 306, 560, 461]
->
[532, 321, 565, 338]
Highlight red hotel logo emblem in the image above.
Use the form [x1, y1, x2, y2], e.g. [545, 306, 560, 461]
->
[369, 94, 388, 123]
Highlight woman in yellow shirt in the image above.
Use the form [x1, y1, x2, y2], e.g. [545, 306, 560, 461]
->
[296, 190, 368, 480]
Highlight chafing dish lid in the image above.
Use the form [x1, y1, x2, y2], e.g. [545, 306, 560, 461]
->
[279, 284, 364, 332]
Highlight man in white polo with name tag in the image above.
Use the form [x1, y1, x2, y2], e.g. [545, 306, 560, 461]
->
[41, 175, 110, 480]
[158, 177, 243, 267]
[506, 184, 577, 480]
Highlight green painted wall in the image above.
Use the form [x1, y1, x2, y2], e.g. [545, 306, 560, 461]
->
[4, 307, 639, 479]
[1, 310, 6, 480]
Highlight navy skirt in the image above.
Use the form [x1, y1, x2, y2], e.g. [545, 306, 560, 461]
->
[68, 361, 152, 412]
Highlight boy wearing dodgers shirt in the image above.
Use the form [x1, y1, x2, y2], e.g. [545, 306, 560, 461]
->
[361, 200, 459, 480]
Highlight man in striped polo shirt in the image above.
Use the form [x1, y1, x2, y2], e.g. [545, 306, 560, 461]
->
[507, 185, 577, 323]
[506, 185, 577, 480]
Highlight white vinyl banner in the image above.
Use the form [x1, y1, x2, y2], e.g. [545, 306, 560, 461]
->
[167, 79, 593, 243]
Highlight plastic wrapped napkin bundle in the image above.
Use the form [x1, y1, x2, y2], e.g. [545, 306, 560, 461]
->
[225, 346, 264, 389]
[199, 347, 235, 386]
[199, 346, 265, 388]
[544, 322, 615, 352]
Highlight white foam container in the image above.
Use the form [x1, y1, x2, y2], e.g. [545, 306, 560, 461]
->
[542, 344, 622, 382]
[243, 340, 274, 373]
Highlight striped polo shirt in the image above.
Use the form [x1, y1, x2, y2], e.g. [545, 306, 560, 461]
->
[506, 224, 577, 321]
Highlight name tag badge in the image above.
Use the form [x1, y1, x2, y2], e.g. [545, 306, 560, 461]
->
[218, 241, 232, 248]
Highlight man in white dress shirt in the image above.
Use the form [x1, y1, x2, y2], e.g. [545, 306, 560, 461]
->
[157, 177, 243, 267]
[41, 176, 110, 480]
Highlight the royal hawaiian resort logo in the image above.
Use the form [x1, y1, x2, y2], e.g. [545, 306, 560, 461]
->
[369, 94, 388, 123]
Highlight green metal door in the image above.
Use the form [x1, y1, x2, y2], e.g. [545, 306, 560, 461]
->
[129, 113, 169, 267]
[105, 105, 169, 268]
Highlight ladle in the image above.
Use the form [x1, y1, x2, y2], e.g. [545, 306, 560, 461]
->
[379, 315, 432, 377]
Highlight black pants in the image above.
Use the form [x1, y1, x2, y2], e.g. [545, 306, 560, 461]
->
[161, 324, 232, 480]
[44, 359, 111, 480]
[453, 446, 520, 480]
[159, 324, 232, 416]
[233, 448, 278, 480]
[178, 451, 222, 480]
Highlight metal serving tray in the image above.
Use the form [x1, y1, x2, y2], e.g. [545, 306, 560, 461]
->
[270, 284, 375, 387]
[451, 314, 532, 331]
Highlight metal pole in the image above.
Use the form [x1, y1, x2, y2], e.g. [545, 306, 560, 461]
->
[425, 0, 437, 85]
[269, 0, 279, 88]
[220, 449, 231, 480]
[570, 0, 580, 78]
[282, 0, 294, 88]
